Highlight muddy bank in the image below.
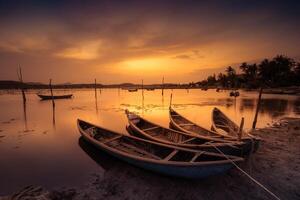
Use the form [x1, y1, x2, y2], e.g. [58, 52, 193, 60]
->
[1, 118, 300, 200]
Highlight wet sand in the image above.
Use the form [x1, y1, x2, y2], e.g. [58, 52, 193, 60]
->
[1, 117, 299, 200]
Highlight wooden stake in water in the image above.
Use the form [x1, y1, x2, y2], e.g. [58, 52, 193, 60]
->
[238, 117, 244, 140]
[142, 79, 144, 98]
[162, 76, 164, 96]
[252, 88, 263, 129]
[94, 79, 97, 99]
[17, 66, 26, 103]
[49, 79, 55, 108]
[169, 93, 173, 108]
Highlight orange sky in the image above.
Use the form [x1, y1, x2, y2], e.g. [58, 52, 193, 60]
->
[0, 1, 300, 84]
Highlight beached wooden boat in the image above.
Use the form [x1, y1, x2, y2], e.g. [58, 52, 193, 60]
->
[125, 110, 251, 156]
[37, 94, 73, 100]
[169, 107, 238, 141]
[78, 119, 243, 178]
[170, 107, 259, 154]
[212, 107, 260, 151]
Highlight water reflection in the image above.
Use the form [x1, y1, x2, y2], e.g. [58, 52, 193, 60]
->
[239, 99, 255, 112]
[22, 101, 28, 131]
[293, 98, 300, 114]
[1, 89, 300, 194]
[259, 99, 289, 118]
[78, 137, 118, 171]
[52, 104, 56, 129]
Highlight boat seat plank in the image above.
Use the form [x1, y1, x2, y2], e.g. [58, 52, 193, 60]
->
[180, 137, 196, 144]
[164, 150, 179, 161]
[190, 152, 204, 163]
[121, 143, 161, 160]
[102, 135, 122, 144]
[142, 126, 160, 132]
[179, 123, 194, 126]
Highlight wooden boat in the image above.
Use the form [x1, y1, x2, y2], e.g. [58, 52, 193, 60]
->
[170, 107, 259, 155]
[125, 110, 250, 156]
[77, 119, 243, 178]
[169, 107, 238, 141]
[37, 94, 73, 100]
[229, 91, 240, 97]
[128, 88, 138, 92]
[211, 107, 260, 152]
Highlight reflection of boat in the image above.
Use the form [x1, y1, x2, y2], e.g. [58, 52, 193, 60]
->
[211, 107, 260, 151]
[125, 110, 247, 156]
[77, 119, 243, 178]
[169, 107, 258, 155]
[146, 88, 155, 91]
[78, 136, 119, 171]
[128, 88, 138, 92]
[229, 91, 239, 97]
[37, 94, 73, 100]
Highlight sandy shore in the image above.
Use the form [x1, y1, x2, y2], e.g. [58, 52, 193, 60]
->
[1, 117, 300, 200]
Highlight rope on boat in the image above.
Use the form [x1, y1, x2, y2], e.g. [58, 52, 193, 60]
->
[210, 144, 281, 200]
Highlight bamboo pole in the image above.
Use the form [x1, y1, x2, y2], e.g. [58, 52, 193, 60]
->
[169, 93, 173, 108]
[252, 88, 263, 129]
[142, 79, 144, 98]
[162, 76, 164, 96]
[94, 79, 97, 99]
[17, 66, 26, 103]
[49, 79, 55, 108]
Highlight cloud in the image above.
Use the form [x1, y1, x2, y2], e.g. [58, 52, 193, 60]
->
[0, 1, 300, 83]
[173, 54, 192, 59]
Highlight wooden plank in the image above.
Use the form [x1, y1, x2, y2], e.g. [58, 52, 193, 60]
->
[102, 135, 122, 144]
[164, 150, 178, 161]
[190, 152, 204, 163]
[179, 123, 194, 126]
[180, 137, 196, 144]
[142, 126, 160, 132]
[121, 143, 161, 160]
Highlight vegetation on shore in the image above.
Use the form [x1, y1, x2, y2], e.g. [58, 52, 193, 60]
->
[196, 55, 300, 89]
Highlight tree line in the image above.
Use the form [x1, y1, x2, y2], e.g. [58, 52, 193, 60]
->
[197, 55, 300, 88]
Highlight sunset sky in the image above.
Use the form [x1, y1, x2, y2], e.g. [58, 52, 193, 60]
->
[0, 0, 300, 84]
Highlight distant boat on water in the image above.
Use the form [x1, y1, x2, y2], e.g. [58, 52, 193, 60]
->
[229, 91, 239, 97]
[37, 94, 73, 100]
[128, 88, 138, 92]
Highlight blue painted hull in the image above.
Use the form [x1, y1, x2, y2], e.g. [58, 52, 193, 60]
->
[82, 136, 234, 179]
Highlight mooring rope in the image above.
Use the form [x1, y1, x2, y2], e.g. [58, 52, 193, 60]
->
[210, 144, 281, 200]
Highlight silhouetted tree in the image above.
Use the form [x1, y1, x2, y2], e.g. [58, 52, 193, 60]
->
[225, 66, 236, 87]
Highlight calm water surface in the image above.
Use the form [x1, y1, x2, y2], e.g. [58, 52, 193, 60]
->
[0, 89, 299, 194]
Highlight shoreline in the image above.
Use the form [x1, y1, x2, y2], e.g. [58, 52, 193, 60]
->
[1, 117, 300, 200]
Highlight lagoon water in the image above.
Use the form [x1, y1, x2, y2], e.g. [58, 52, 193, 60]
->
[0, 89, 299, 195]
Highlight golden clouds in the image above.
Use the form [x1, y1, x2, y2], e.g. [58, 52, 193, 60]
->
[55, 40, 102, 60]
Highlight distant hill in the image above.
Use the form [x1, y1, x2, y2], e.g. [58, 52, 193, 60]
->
[0, 80, 190, 89]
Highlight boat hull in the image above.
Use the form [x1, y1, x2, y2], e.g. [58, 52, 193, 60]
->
[37, 94, 73, 100]
[81, 134, 234, 179]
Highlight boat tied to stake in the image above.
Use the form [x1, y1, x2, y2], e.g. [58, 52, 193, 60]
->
[125, 110, 253, 156]
[212, 107, 260, 152]
[77, 119, 243, 178]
